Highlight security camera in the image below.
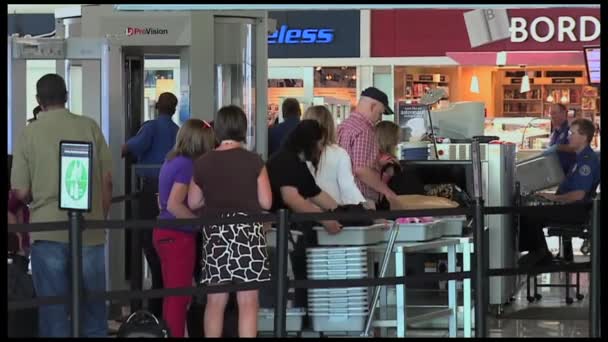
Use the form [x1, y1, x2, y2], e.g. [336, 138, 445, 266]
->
[267, 18, 277, 34]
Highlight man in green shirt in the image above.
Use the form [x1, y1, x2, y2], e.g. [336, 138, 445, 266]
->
[11, 74, 113, 337]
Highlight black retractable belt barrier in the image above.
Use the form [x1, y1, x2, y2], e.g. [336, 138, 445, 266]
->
[9, 192, 600, 338]
[10, 263, 593, 312]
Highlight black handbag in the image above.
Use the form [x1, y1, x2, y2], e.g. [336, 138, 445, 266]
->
[117, 310, 170, 338]
[333, 204, 375, 227]
[7, 254, 38, 338]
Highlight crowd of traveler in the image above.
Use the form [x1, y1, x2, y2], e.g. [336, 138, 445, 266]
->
[8, 73, 600, 337]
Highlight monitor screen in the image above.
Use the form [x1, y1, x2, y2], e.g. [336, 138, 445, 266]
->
[584, 46, 600, 86]
[59, 141, 93, 212]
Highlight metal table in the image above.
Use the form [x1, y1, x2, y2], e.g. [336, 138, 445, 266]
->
[364, 236, 473, 338]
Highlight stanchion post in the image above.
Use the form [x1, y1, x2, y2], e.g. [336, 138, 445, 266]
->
[590, 195, 600, 338]
[471, 140, 487, 338]
[130, 168, 143, 312]
[274, 209, 289, 337]
[69, 211, 84, 337]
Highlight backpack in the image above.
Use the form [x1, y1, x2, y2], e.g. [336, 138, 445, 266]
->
[117, 310, 171, 338]
[333, 204, 375, 227]
[7, 254, 38, 338]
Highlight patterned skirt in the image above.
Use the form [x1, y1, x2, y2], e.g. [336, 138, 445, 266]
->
[200, 212, 271, 285]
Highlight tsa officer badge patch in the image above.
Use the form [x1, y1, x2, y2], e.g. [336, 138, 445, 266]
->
[579, 165, 591, 177]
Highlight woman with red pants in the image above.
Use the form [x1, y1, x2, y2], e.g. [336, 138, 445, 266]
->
[154, 119, 216, 337]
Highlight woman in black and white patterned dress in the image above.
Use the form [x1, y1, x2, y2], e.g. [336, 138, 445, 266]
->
[188, 105, 272, 337]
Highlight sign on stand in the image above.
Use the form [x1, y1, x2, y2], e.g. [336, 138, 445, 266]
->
[59, 141, 93, 212]
[397, 102, 429, 142]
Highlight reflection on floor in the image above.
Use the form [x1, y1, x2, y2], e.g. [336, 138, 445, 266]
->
[109, 270, 592, 337]
[406, 271, 591, 338]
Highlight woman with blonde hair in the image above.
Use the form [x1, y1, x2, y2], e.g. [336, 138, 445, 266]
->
[303, 105, 366, 205]
[154, 119, 216, 337]
[375, 121, 400, 165]
[375, 121, 401, 196]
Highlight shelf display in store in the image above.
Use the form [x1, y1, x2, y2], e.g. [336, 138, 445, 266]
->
[484, 117, 551, 149]
[403, 73, 449, 110]
[497, 68, 599, 121]
[502, 85, 543, 116]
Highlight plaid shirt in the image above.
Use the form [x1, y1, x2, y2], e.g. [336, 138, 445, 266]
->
[337, 112, 380, 200]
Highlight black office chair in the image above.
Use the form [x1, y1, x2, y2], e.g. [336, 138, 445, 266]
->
[525, 184, 598, 305]
[526, 225, 588, 304]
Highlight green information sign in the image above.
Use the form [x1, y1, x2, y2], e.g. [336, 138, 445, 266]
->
[59, 141, 93, 212]
[66, 160, 89, 201]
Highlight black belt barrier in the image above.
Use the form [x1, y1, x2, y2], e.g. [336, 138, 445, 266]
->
[7, 197, 601, 338]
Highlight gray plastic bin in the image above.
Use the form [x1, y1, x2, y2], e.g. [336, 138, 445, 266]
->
[257, 308, 306, 332]
[309, 313, 368, 332]
[314, 224, 386, 246]
[438, 216, 467, 236]
[385, 221, 442, 241]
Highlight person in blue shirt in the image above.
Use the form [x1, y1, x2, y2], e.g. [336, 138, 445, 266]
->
[122, 92, 180, 178]
[268, 98, 301, 157]
[121, 92, 180, 318]
[544, 103, 577, 174]
[519, 118, 600, 266]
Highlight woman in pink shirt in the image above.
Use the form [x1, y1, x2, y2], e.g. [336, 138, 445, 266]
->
[8, 190, 30, 256]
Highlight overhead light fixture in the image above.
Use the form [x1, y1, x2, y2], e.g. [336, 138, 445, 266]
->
[315, 66, 322, 71]
[520, 72, 530, 93]
[546, 95, 554, 103]
[560, 95, 569, 104]
[496, 51, 507, 66]
[470, 74, 480, 94]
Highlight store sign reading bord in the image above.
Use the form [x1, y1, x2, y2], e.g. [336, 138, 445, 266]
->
[126, 27, 169, 36]
[268, 25, 334, 44]
[510, 16, 600, 43]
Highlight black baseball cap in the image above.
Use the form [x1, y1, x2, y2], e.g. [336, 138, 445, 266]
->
[361, 87, 393, 114]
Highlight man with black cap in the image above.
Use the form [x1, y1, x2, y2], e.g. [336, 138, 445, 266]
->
[121, 92, 180, 318]
[337, 87, 397, 205]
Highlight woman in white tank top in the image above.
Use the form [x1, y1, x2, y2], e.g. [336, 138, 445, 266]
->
[303, 106, 367, 206]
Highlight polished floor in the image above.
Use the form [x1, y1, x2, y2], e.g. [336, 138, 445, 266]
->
[405, 269, 591, 338]
[109, 242, 593, 338]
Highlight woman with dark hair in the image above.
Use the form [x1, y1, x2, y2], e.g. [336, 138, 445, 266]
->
[303, 105, 367, 206]
[267, 120, 342, 221]
[266, 119, 342, 309]
[188, 105, 272, 337]
[27, 106, 41, 124]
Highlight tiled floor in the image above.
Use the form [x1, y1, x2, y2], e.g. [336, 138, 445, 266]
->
[405, 271, 592, 338]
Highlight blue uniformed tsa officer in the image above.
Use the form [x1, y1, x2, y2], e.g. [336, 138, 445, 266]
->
[519, 118, 600, 266]
[544, 103, 577, 174]
[121, 92, 180, 318]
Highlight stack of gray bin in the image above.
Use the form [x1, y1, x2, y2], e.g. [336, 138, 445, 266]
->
[306, 246, 370, 332]
[258, 229, 305, 333]
[307, 225, 386, 334]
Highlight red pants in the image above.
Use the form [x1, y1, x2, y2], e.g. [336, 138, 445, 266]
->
[153, 228, 196, 338]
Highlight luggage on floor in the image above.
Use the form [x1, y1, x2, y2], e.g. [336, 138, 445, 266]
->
[117, 310, 170, 338]
[7, 254, 38, 338]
